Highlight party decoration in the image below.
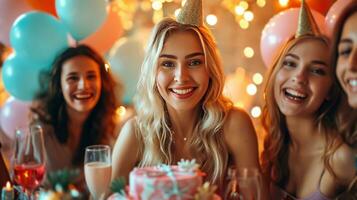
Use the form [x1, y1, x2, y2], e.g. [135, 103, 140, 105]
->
[56, 0, 108, 41]
[2, 54, 46, 101]
[0, 97, 32, 140]
[26, 0, 57, 16]
[10, 11, 68, 65]
[260, 7, 326, 68]
[82, 2, 123, 55]
[177, 0, 203, 27]
[325, 0, 354, 37]
[286, 0, 334, 15]
[295, 0, 321, 38]
[0, 0, 31, 46]
[108, 36, 146, 104]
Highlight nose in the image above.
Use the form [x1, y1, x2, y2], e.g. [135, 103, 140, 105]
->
[292, 68, 308, 85]
[78, 77, 89, 89]
[174, 64, 190, 83]
[348, 46, 357, 72]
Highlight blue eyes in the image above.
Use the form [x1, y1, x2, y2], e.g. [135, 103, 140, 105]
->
[160, 59, 203, 68]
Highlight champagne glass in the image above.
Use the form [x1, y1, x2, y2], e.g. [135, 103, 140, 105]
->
[13, 124, 46, 200]
[224, 167, 263, 200]
[84, 145, 112, 200]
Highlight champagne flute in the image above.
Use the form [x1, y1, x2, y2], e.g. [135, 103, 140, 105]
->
[224, 167, 263, 200]
[84, 145, 112, 200]
[13, 124, 46, 200]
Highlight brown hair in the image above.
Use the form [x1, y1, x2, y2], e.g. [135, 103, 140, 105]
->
[261, 35, 342, 186]
[331, 1, 357, 149]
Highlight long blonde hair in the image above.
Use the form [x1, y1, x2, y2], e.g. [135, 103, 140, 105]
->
[134, 18, 232, 185]
[261, 35, 343, 187]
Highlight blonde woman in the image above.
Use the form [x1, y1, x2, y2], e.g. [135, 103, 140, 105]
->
[112, 0, 264, 194]
[261, 1, 355, 199]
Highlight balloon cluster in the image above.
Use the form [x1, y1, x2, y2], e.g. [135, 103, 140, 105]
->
[0, 0, 114, 139]
[260, 0, 352, 69]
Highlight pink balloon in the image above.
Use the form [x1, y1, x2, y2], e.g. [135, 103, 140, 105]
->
[260, 8, 327, 68]
[0, 0, 32, 45]
[325, 0, 354, 37]
[82, 2, 123, 54]
[0, 97, 32, 139]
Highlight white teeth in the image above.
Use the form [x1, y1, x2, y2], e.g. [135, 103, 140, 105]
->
[348, 79, 357, 87]
[172, 88, 193, 95]
[285, 88, 307, 98]
[75, 94, 91, 99]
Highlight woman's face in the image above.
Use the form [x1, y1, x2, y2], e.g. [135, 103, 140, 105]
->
[61, 55, 102, 114]
[156, 30, 209, 112]
[336, 12, 357, 108]
[274, 38, 333, 117]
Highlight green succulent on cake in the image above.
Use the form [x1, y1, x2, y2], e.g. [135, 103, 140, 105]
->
[110, 177, 126, 195]
[39, 169, 83, 200]
[47, 169, 80, 191]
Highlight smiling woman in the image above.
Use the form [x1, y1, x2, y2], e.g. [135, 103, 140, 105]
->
[111, 0, 268, 197]
[30, 45, 120, 180]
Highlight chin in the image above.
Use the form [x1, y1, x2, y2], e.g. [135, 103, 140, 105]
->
[348, 97, 357, 109]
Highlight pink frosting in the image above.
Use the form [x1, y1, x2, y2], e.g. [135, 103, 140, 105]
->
[129, 165, 203, 200]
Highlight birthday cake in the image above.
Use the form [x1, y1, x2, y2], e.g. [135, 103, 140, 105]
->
[129, 159, 203, 200]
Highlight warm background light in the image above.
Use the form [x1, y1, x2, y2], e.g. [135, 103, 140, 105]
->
[279, 0, 289, 7]
[206, 14, 218, 26]
[246, 84, 257, 96]
[244, 47, 254, 58]
[239, 19, 249, 29]
[243, 11, 254, 22]
[256, 0, 266, 7]
[252, 73, 263, 85]
[251, 106, 262, 118]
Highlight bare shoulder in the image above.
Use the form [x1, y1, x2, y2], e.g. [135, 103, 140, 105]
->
[224, 107, 256, 138]
[112, 116, 141, 180]
[330, 143, 355, 185]
[223, 107, 259, 167]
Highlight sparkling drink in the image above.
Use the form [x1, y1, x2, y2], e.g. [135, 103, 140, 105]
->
[14, 163, 46, 191]
[84, 162, 112, 199]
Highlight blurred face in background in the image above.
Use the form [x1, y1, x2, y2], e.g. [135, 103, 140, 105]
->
[61, 55, 102, 115]
[336, 12, 357, 108]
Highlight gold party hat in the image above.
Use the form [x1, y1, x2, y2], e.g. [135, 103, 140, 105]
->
[295, 0, 320, 38]
[176, 0, 203, 27]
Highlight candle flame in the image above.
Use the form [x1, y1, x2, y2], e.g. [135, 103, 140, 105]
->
[5, 181, 11, 189]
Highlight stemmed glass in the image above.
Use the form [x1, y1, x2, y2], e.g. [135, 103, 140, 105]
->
[224, 167, 263, 200]
[13, 124, 46, 200]
[84, 145, 112, 200]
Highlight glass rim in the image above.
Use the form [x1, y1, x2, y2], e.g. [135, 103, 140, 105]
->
[85, 145, 110, 151]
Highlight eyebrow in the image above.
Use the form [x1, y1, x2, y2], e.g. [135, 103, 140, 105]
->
[339, 38, 352, 44]
[311, 60, 328, 67]
[285, 53, 299, 60]
[285, 53, 328, 67]
[159, 52, 204, 59]
[66, 70, 97, 76]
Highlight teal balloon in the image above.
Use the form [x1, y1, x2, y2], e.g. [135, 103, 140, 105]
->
[10, 11, 69, 65]
[2, 54, 46, 101]
[56, 0, 108, 41]
[108, 37, 144, 104]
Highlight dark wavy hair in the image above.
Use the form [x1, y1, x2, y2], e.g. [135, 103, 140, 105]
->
[331, 1, 357, 149]
[35, 44, 119, 165]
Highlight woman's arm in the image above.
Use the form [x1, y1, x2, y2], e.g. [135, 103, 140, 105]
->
[111, 117, 140, 182]
[223, 107, 270, 200]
